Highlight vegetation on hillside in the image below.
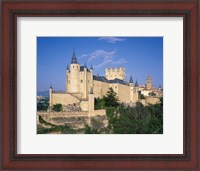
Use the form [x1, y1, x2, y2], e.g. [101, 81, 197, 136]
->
[37, 97, 49, 111]
[94, 87, 163, 134]
[37, 87, 163, 134]
[53, 103, 62, 112]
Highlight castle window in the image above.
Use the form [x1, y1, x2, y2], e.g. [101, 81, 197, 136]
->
[81, 80, 83, 83]
[73, 66, 74, 68]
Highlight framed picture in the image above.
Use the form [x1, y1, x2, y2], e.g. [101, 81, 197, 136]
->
[1, 1, 199, 170]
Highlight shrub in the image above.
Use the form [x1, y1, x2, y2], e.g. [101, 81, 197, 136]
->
[139, 94, 145, 99]
[53, 103, 62, 112]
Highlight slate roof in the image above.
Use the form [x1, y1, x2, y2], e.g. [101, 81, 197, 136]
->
[66, 64, 69, 70]
[71, 50, 78, 64]
[129, 75, 133, 83]
[109, 78, 129, 85]
[93, 75, 129, 85]
[80, 66, 90, 72]
[93, 75, 110, 83]
[135, 80, 139, 87]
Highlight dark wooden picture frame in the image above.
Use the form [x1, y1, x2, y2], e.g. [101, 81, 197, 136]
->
[1, 1, 199, 170]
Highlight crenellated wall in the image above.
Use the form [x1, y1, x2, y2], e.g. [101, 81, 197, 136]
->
[105, 67, 125, 80]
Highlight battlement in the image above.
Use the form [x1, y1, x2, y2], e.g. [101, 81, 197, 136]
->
[105, 67, 125, 80]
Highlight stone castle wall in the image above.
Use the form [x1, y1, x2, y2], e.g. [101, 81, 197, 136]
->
[117, 83, 131, 103]
[51, 93, 80, 105]
[93, 80, 110, 98]
[80, 101, 89, 111]
[37, 109, 107, 128]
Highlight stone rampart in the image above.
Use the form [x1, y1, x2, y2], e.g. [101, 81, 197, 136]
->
[51, 93, 80, 106]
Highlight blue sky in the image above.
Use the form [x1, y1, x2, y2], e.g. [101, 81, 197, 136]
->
[37, 37, 163, 91]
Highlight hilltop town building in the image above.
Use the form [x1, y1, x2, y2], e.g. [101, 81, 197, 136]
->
[49, 50, 157, 114]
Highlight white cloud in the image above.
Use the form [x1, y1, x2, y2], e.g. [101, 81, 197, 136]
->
[79, 49, 127, 68]
[79, 54, 89, 59]
[94, 59, 113, 68]
[94, 58, 127, 68]
[112, 58, 127, 65]
[78, 49, 116, 61]
[98, 37, 126, 43]
[88, 50, 116, 61]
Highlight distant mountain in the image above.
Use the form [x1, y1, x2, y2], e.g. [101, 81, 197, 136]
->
[37, 90, 49, 97]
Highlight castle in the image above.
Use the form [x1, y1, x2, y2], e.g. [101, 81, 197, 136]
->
[49, 50, 155, 115]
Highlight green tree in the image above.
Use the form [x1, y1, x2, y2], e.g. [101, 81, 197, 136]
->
[149, 92, 156, 96]
[103, 87, 119, 107]
[139, 94, 145, 99]
[53, 103, 62, 112]
[94, 98, 105, 109]
[84, 125, 98, 134]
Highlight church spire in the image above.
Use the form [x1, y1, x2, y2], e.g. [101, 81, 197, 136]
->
[135, 80, 139, 87]
[71, 49, 78, 64]
[129, 75, 133, 83]
[90, 64, 93, 70]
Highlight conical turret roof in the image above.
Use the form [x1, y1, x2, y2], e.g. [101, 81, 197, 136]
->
[90, 64, 93, 70]
[129, 75, 133, 83]
[66, 64, 69, 70]
[71, 50, 78, 64]
[135, 80, 139, 87]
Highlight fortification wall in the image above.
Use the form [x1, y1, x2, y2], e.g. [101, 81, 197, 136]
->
[92, 109, 106, 116]
[145, 96, 160, 105]
[80, 101, 89, 111]
[51, 93, 80, 106]
[100, 81, 110, 98]
[93, 80, 110, 98]
[117, 84, 131, 103]
[93, 80, 101, 98]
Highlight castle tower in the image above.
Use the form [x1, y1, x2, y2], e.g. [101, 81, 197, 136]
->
[88, 87, 94, 116]
[146, 75, 152, 89]
[68, 50, 80, 93]
[105, 67, 125, 80]
[83, 61, 88, 99]
[49, 84, 53, 106]
[129, 75, 134, 87]
[90, 64, 94, 95]
[129, 75, 134, 103]
[135, 80, 139, 92]
[66, 64, 70, 92]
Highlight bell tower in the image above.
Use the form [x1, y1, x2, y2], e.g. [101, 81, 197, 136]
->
[146, 75, 152, 89]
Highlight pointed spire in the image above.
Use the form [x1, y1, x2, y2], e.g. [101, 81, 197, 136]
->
[71, 49, 78, 64]
[84, 61, 87, 68]
[66, 64, 69, 70]
[135, 80, 139, 87]
[90, 64, 93, 70]
[50, 84, 53, 89]
[129, 75, 133, 83]
[147, 75, 151, 80]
